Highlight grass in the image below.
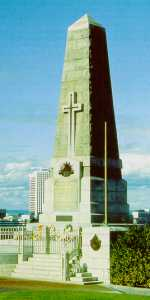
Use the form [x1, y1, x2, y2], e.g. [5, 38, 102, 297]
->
[0, 279, 149, 300]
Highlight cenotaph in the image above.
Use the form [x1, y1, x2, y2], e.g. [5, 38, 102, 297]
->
[40, 15, 129, 226]
[39, 15, 129, 283]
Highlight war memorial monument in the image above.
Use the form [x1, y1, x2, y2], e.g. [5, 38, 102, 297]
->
[40, 14, 129, 226]
[39, 14, 129, 282]
[1, 15, 129, 284]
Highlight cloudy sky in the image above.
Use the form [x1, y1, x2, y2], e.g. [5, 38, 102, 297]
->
[0, 0, 150, 210]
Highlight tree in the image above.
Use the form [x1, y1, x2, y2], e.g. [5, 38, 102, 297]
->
[110, 225, 150, 287]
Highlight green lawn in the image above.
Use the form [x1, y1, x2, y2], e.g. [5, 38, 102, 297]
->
[0, 279, 149, 300]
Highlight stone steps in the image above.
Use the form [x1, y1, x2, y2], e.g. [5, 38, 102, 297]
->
[15, 264, 61, 272]
[14, 270, 61, 277]
[14, 258, 62, 267]
[31, 254, 61, 259]
[0, 264, 17, 277]
[12, 272, 62, 281]
[14, 269, 61, 277]
[11, 255, 100, 285]
[76, 272, 92, 278]
[28, 255, 62, 261]
[11, 254, 63, 281]
[70, 272, 100, 285]
[14, 266, 61, 274]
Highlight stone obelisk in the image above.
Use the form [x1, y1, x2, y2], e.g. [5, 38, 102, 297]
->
[40, 15, 129, 226]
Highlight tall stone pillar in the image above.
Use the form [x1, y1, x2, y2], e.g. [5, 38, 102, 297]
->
[40, 15, 129, 226]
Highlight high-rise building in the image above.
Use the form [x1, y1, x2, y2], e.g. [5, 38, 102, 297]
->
[29, 169, 50, 218]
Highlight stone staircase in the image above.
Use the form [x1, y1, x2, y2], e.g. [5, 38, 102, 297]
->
[11, 254, 100, 284]
[0, 264, 17, 278]
[11, 254, 63, 282]
[70, 272, 100, 285]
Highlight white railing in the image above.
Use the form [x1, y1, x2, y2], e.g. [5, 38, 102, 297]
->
[0, 226, 23, 240]
[32, 226, 81, 255]
[0, 225, 82, 257]
[0, 226, 24, 253]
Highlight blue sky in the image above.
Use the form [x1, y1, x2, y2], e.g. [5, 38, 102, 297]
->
[0, 0, 150, 210]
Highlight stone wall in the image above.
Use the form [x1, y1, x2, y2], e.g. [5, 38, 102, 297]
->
[0, 254, 18, 277]
[81, 226, 110, 284]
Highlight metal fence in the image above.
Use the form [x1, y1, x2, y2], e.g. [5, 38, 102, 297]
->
[0, 225, 82, 258]
[0, 226, 23, 254]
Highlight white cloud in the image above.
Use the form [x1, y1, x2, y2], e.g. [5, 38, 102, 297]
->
[0, 161, 32, 182]
[4, 162, 31, 171]
[0, 160, 31, 208]
[0, 186, 25, 191]
[121, 153, 150, 177]
[0, 188, 28, 210]
[128, 187, 150, 210]
[0, 159, 45, 209]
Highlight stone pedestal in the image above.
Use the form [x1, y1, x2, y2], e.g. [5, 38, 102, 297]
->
[81, 226, 110, 284]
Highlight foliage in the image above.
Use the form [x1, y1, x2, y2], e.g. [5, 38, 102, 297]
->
[111, 225, 150, 287]
[64, 224, 73, 232]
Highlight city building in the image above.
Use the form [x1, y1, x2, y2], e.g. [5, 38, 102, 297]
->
[29, 169, 50, 218]
[132, 209, 150, 224]
[0, 209, 6, 219]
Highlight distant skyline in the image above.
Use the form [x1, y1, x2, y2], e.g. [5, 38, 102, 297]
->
[0, 0, 150, 210]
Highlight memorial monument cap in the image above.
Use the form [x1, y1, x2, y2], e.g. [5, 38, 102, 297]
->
[68, 14, 102, 31]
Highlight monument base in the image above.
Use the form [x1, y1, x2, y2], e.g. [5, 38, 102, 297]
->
[81, 226, 110, 284]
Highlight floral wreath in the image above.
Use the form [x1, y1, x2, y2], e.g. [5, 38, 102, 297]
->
[90, 234, 101, 251]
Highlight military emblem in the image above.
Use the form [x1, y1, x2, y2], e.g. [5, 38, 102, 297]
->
[59, 162, 74, 177]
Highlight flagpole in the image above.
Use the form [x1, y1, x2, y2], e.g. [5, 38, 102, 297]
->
[104, 121, 108, 225]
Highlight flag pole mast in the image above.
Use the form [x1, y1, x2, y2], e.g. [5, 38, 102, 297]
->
[104, 121, 108, 225]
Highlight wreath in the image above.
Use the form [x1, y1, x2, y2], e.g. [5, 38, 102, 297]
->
[90, 234, 101, 251]
[64, 224, 73, 232]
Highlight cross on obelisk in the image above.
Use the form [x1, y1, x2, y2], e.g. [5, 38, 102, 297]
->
[63, 92, 83, 155]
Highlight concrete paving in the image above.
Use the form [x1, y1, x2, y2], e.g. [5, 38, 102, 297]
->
[107, 284, 150, 296]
